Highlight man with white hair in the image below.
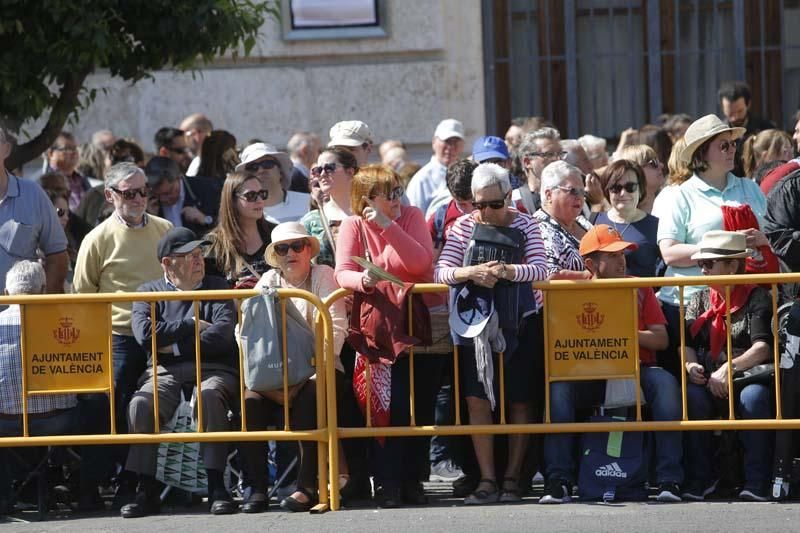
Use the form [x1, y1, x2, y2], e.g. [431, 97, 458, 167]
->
[73, 162, 172, 500]
[328, 120, 373, 167]
[287, 131, 321, 193]
[511, 127, 563, 215]
[406, 119, 466, 215]
[578, 134, 609, 170]
[0, 261, 79, 513]
[0, 125, 68, 296]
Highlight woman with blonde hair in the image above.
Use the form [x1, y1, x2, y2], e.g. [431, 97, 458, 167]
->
[651, 138, 691, 221]
[617, 144, 665, 213]
[204, 171, 276, 287]
[741, 128, 793, 179]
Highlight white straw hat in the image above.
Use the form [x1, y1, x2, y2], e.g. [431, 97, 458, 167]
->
[680, 114, 746, 164]
[264, 222, 321, 268]
[690, 230, 752, 261]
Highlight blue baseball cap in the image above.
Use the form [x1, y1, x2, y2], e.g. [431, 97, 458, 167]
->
[449, 284, 494, 338]
[472, 136, 509, 163]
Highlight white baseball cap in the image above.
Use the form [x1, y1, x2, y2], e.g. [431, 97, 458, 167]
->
[434, 119, 465, 141]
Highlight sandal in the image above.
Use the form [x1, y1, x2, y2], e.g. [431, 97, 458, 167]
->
[464, 479, 499, 505]
[499, 477, 522, 503]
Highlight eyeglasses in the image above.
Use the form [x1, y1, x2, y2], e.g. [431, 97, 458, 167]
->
[310, 163, 339, 176]
[168, 146, 191, 155]
[244, 159, 279, 172]
[110, 186, 149, 200]
[274, 240, 308, 256]
[52, 146, 77, 153]
[644, 159, 660, 169]
[531, 151, 567, 160]
[473, 199, 506, 210]
[237, 189, 269, 202]
[372, 186, 405, 202]
[608, 182, 639, 194]
[697, 258, 737, 270]
[56, 207, 66, 217]
[555, 185, 587, 198]
[718, 140, 737, 153]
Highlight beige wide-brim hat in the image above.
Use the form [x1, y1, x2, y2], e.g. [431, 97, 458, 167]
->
[235, 142, 294, 180]
[680, 114, 746, 164]
[690, 230, 752, 261]
[265, 222, 321, 268]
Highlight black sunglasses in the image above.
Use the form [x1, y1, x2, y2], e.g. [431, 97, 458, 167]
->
[697, 258, 737, 270]
[237, 189, 269, 202]
[56, 207, 66, 217]
[244, 159, 279, 172]
[110, 186, 149, 200]
[608, 182, 639, 194]
[473, 199, 506, 210]
[310, 163, 339, 176]
[274, 240, 307, 256]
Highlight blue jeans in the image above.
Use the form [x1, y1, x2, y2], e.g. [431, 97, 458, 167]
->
[543, 366, 683, 484]
[685, 382, 773, 488]
[0, 408, 79, 504]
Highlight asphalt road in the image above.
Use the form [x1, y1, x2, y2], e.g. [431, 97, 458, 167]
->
[3, 483, 800, 533]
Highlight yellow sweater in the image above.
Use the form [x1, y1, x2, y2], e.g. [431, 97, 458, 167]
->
[73, 215, 173, 336]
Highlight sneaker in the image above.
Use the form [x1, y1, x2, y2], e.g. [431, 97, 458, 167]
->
[539, 479, 572, 504]
[681, 480, 717, 502]
[429, 460, 464, 482]
[655, 482, 682, 503]
[739, 485, 768, 502]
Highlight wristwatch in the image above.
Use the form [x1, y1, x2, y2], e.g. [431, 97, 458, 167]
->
[203, 215, 213, 226]
[499, 263, 507, 279]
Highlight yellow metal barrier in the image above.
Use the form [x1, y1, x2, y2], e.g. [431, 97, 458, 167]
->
[0, 287, 336, 513]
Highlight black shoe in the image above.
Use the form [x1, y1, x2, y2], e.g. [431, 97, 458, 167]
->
[539, 479, 572, 504]
[209, 491, 237, 515]
[655, 482, 682, 503]
[681, 480, 717, 502]
[739, 484, 769, 502]
[120, 487, 160, 519]
[375, 486, 402, 508]
[401, 482, 428, 505]
[452, 475, 479, 498]
[340, 475, 371, 505]
[241, 493, 269, 514]
[280, 488, 316, 513]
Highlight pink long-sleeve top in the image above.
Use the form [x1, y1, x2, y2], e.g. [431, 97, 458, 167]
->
[335, 206, 445, 307]
[434, 210, 549, 311]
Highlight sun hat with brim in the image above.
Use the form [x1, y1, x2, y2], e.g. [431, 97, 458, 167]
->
[690, 230, 752, 261]
[328, 120, 373, 147]
[449, 284, 493, 339]
[265, 221, 321, 268]
[235, 142, 294, 179]
[680, 114, 746, 164]
[579, 224, 638, 257]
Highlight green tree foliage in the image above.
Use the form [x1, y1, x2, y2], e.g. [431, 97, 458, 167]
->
[0, 0, 277, 168]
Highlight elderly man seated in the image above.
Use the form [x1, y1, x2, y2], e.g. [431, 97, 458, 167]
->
[0, 261, 79, 514]
[121, 228, 239, 518]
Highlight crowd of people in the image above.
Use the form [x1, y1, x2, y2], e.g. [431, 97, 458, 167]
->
[1, 78, 800, 516]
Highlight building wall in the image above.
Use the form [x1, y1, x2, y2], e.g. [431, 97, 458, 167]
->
[31, 0, 485, 163]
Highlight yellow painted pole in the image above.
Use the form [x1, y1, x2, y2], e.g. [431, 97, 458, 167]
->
[725, 285, 734, 420]
[679, 287, 687, 422]
[194, 300, 204, 432]
[19, 304, 29, 438]
[150, 302, 160, 434]
[543, 291, 551, 423]
[108, 303, 116, 435]
[407, 293, 416, 427]
[281, 298, 290, 431]
[771, 285, 782, 419]
[632, 288, 641, 422]
[237, 300, 247, 431]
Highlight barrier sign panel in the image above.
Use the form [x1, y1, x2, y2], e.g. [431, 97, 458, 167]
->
[546, 287, 637, 378]
[24, 303, 111, 392]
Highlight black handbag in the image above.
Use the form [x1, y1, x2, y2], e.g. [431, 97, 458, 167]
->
[733, 363, 775, 390]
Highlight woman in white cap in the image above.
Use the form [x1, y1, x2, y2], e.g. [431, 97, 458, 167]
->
[656, 114, 769, 370]
[300, 147, 358, 267]
[237, 142, 309, 224]
[681, 230, 773, 502]
[238, 222, 348, 513]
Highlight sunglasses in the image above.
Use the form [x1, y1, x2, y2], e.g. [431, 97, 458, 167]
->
[372, 186, 405, 202]
[56, 207, 66, 217]
[110, 186, 149, 200]
[696, 258, 737, 270]
[310, 163, 340, 176]
[237, 189, 269, 202]
[274, 240, 307, 256]
[608, 182, 639, 194]
[244, 159, 279, 172]
[473, 199, 506, 210]
[718, 140, 737, 153]
[555, 185, 587, 198]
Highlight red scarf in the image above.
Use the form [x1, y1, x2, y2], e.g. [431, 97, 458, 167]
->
[689, 284, 755, 361]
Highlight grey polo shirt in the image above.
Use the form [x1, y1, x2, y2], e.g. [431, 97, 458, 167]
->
[0, 173, 68, 293]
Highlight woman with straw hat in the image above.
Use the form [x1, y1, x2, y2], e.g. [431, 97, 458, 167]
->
[681, 230, 773, 502]
[238, 222, 348, 513]
[656, 114, 769, 372]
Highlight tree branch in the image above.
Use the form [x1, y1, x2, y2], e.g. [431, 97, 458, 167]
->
[7, 71, 90, 170]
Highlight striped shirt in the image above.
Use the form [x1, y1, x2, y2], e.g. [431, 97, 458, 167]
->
[434, 210, 548, 310]
[533, 209, 593, 274]
[0, 306, 77, 415]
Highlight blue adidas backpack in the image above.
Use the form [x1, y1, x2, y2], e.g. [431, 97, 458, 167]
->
[577, 415, 650, 502]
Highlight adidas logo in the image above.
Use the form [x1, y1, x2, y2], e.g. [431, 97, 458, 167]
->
[595, 462, 627, 478]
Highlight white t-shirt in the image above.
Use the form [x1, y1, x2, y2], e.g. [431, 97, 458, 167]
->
[263, 190, 310, 224]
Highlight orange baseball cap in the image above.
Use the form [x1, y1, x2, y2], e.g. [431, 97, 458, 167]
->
[579, 224, 638, 256]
